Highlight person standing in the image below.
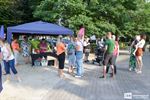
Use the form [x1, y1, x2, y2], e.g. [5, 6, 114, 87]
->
[0, 40, 21, 82]
[101, 32, 115, 79]
[75, 36, 84, 77]
[83, 38, 90, 62]
[21, 36, 31, 64]
[129, 35, 140, 71]
[11, 38, 21, 66]
[106, 35, 119, 74]
[112, 35, 119, 74]
[56, 35, 66, 78]
[39, 39, 48, 53]
[67, 37, 76, 74]
[135, 34, 146, 74]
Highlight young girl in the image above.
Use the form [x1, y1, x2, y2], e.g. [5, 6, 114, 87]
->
[0, 40, 21, 82]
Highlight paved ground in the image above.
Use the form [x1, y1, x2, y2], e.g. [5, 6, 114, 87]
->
[43, 53, 150, 100]
[0, 51, 150, 100]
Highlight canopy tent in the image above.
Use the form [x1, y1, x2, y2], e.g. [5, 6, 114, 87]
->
[0, 25, 4, 39]
[7, 21, 74, 43]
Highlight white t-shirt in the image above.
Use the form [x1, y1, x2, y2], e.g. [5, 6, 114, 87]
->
[1, 45, 14, 60]
[76, 40, 83, 52]
[83, 41, 87, 47]
[136, 39, 145, 48]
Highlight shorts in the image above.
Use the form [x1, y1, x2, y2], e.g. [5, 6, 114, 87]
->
[58, 52, 65, 69]
[103, 53, 113, 66]
[136, 48, 143, 56]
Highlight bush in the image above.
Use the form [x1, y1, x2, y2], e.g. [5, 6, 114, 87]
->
[90, 43, 97, 53]
[119, 42, 128, 50]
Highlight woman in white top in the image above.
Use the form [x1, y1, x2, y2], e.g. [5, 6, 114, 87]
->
[0, 40, 21, 82]
[135, 34, 146, 74]
[75, 36, 84, 77]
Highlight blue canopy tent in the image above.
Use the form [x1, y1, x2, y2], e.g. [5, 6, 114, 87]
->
[0, 25, 4, 92]
[7, 21, 74, 43]
[0, 25, 4, 39]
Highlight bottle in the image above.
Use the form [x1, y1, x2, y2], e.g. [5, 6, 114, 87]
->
[42, 57, 45, 60]
[41, 57, 46, 66]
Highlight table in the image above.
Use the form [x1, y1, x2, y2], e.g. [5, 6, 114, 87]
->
[31, 52, 57, 66]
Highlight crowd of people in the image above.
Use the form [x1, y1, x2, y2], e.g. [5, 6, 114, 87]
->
[0, 30, 147, 93]
[56, 32, 147, 79]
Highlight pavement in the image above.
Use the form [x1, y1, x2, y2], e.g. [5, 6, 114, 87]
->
[0, 50, 150, 100]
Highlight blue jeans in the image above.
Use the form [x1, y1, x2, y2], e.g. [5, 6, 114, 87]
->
[3, 59, 18, 75]
[76, 51, 83, 76]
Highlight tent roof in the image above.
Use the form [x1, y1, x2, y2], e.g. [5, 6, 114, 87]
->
[7, 21, 74, 42]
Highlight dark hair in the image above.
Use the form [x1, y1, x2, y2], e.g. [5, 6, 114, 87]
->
[42, 38, 45, 41]
[115, 35, 119, 42]
[79, 24, 84, 29]
[24, 36, 27, 39]
[111, 32, 115, 35]
[141, 34, 146, 40]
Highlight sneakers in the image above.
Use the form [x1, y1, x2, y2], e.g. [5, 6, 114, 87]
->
[136, 71, 142, 74]
[17, 78, 22, 82]
[74, 75, 81, 78]
[99, 76, 105, 78]
[129, 68, 132, 71]
[99, 75, 108, 79]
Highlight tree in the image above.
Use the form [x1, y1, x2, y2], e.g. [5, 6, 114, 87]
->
[0, 0, 43, 26]
[0, 0, 19, 25]
[34, 0, 150, 37]
[0, 0, 149, 37]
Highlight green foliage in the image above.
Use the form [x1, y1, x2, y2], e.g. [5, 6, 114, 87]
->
[0, 0, 21, 25]
[0, 0, 42, 26]
[33, 0, 150, 37]
[0, 0, 150, 37]
[119, 42, 129, 50]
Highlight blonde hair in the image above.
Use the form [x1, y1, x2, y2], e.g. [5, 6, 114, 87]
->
[57, 35, 63, 45]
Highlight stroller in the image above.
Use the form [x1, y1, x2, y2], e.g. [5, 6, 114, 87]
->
[92, 42, 105, 66]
